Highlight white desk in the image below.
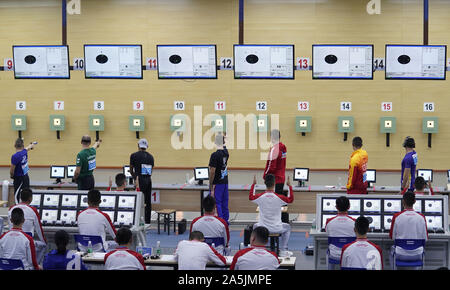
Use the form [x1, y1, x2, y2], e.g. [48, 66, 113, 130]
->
[81, 252, 296, 270]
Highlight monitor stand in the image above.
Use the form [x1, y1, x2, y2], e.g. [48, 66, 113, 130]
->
[54, 178, 62, 184]
[297, 180, 305, 187]
[198, 180, 204, 185]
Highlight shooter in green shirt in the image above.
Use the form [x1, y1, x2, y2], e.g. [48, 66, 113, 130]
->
[74, 135, 102, 190]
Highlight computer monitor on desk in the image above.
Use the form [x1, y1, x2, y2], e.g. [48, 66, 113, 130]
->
[417, 169, 433, 182]
[294, 168, 309, 187]
[123, 165, 133, 185]
[50, 166, 65, 184]
[194, 167, 209, 185]
[365, 169, 376, 187]
[67, 165, 76, 181]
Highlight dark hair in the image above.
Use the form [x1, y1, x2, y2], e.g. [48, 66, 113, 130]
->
[252, 226, 269, 245]
[202, 195, 216, 213]
[81, 135, 91, 145]
[414, 176, 426, 191]
[20, 188, 33, 203]
[14, 138, 24, 149]
[87, 189, 101, 206]
[116, 227, 133, 245]
[355, 216, 369, 236]
[352, 137, 363, 148]
[403, 191, 416, 207]
[189, 231, 204, 241]
[55, 230, 69, 255]
[264, 174, 276, 189]
[403, 136, 415, 148]
[115, 173, 127, 187]
[11, 208, 25, 226]
[336, 196, 350, 212]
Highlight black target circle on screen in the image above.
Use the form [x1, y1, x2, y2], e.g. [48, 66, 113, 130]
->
[387, 202, 392, 207]
[169, 54, 182, 64]
[397, 55, 411, 65]
[96, 54, 109, 64]
[24, 55, 36, 65]
[366, 202, 372, 207]
[367, 216, 373, 223]
[324, 54, 338, 64]
[246, 54, 259, 64]
[387, 218, 392, 223]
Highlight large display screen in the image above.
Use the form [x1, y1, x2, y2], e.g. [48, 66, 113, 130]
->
[312, 45, 373, 79]
[13, 45, 70, 79]
[234, 44, 294, 79]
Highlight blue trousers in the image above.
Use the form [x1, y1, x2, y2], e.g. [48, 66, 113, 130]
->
[214, 184, 229, 223]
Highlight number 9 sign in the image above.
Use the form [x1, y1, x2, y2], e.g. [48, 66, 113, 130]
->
[4, 58, 13, 71]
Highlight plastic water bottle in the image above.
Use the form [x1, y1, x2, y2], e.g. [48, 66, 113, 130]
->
[137, 242, 143, 255]
[311, 218, 316, 230]
[140, 217, 145, 229]
[87, 241, 93, 254]
[240, 242, 244, 250]
[156, 241, 161, 257]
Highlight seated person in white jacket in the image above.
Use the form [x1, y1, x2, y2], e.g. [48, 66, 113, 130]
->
[389, 191, 428, 263]
[0, 208, 40, 270]
[230, 226, 280, 270]
[190, 195, 230, 255]
[174, 231, 226, 270]
[249, 174, 294, 257]
[104, 227, 146, 270]
[8, 188, 47, 263]
[325, 196, 356, 269]
[77, 189, 118, 252]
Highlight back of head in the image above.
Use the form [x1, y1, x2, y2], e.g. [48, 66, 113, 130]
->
[20, 188, 33, 203]
[414, 176, 426, 191]
[264, 174, 276, 189]
[54, 230, 69, 254]
[14, 138, 24, 149]
[252, 226, 269, 245]
[189, 230, 204, 241]
[202, 195, 216, 213]
[87, 189, 101, 206]
[355, 216, 369, 236]
[214, 133, 224, 147]
[403, 136, 415, 149]
[271, 129, 280, 142]
[116, 227, 133, 245]
[11, 207, 25, 226]
[352, 136, 363, 149]
[403, 191, 416, 208]
[335, 196, 350, 212]
[115, 173, 127, 187]
[81, 135, 92, 146]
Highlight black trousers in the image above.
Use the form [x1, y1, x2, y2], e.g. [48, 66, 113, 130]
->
[13, 174, 30, 204]
[139, 176, 152, 224]
[275, 183, 289, 224]
[77, 175, 95, 191]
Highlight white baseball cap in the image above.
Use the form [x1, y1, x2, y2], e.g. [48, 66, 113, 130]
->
[138, 138, 148, 149]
